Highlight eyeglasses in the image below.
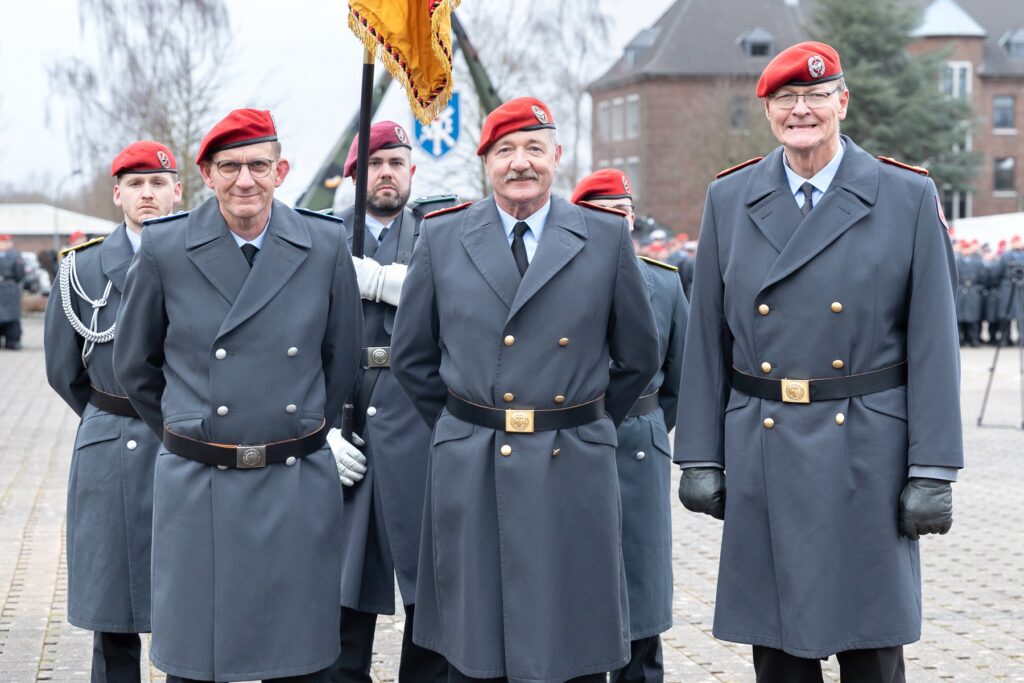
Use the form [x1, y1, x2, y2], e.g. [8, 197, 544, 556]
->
[770, 88, 841, 109]
[212, 158, 276, 179]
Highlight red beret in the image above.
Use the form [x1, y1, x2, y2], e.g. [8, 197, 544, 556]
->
[477, 97, 555, 156]
[757, 41, 843, 98]
[69, 231, 86, 241]
[343, 120, 413, 178]
[570, 169, 633, 205]
[196, 109, 277, 163]
[111, 141, 177, 177]
[0, 234, 11, 241]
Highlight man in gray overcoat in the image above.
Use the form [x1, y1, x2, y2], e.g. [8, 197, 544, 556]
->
[329, 120, 449, 682]
[956, 240, 985, 347]
[391, 97, 660, 683]
[675, 42, 962, 682]
[0, 234, 25, 349]
[995, 235, 1024, 345]
[571, 169, 688, 683]
[113, 109, 363, 683]
[45, 141, 181, 682]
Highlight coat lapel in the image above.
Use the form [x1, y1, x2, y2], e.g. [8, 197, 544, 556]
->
[460, 198, 521, 311]
[186, 197, 250, 306]
[340, 206, 378, 259]
[218, 200, 311, 338]
[100, 223, 135, 293]
[745, 149, 805, 254]
[759, 138, 878, 292]
[507, 196, 587, 321]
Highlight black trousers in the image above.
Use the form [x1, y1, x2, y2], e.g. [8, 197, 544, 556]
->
[0, 320, 21, 347]
[611, 635, 663, 683]
[448, 666, 606, 682]
[330, 603, 448, 683]
[166, 668, 330, 683]
[92, 632, 142, 683]
[753, 645, 905, 683]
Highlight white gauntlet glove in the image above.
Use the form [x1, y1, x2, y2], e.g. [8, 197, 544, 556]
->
[326, 428, 367, 487]
[351, 256, 408, 306]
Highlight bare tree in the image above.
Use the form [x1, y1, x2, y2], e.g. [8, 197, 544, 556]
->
[49, 0, 232, 208]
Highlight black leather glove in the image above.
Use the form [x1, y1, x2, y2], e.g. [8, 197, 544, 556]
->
[678, 467, 726, 520]
[899, 477, 953, 540]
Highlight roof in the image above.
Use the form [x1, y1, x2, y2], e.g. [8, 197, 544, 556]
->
[590, 0, 1024, 92]
[0, 203, 118, 237]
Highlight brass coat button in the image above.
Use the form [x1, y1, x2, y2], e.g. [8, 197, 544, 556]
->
[763, 418, 775, 429]
[832, 359, 845, 369]
[500, 444, 512, 457]
[503, 392, 515, 402]
[758, 304, 770, 316]
[761, 362, 772, 374]
[558, 337, 569, 346]
[215, 348, 227, 360]
[835, 413, 845, 425]
[504, 335, 515, 346]
[831, 301, 843, 313]
[554, 395, 566, 404]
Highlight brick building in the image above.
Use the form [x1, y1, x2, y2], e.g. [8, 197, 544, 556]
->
[589, 0, 1024, 235]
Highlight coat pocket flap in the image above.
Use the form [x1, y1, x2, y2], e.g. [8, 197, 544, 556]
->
[860, 388, 908, 421]
[649, 420, 673, 456]
[431, 412, 475, 447]
[75, 414, 121, 449]
[725, 390, 751, 413]
[576, 418, 618, 447]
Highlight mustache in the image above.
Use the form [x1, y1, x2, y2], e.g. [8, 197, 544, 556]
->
[503, 170, 539, 182]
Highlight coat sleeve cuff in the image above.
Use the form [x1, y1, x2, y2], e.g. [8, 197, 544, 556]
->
[908, 465, 959, 482]
[679, 460, 725, 470]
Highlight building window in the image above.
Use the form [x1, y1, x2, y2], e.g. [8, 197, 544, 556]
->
[625, 95, 640, 139]
[611, 98, 624, 142]
[942, 61, 971, 99]
[626, 157, 641, 201]
[994, 95, 1015, 130]
[941, 186, 971, 221]
[738, 27, 774, 58]
[1003, 29, 1024, 59]
[730, 96, 749, 131]
[995, 157, 1016, 192]
[597, 101, 610, 143]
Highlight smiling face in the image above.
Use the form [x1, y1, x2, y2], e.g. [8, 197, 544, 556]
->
[484, 129, 562, 219]
[113, 172, 182, 233]
[765, 83, 849, 172]
[200, 141, 290, 232]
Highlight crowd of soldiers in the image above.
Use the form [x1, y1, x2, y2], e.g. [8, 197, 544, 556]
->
[39, 40, 961, 683]
[955, 236, 1024, 347]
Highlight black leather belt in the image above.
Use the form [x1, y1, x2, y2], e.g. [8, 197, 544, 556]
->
[89, 386, 139, 418]
[446, 391, 605, 433]
[731, 362, 907, 404]
[627, 392, 660, 417]
[362, 346, 390, 368]
[162, 419, 327, 469]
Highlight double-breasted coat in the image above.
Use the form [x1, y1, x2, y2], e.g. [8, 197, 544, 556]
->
[614, 257, 688, 641]
[391, 196, 659, 682]
[44, 224, 157, 634]
[995, 248, 1024, 321]
[675, 138, 963, 659]
[956, 253, 985, 324]
[0, 247, 24, 323]
[113, 197, 362, 681]
[337, 206, 431, 614]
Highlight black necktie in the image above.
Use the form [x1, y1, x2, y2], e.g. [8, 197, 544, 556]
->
[511, 222, 530, 277]
[377, 226, 389, 244]
[800, 182, 815, 217]
[241, 243, 258, 268]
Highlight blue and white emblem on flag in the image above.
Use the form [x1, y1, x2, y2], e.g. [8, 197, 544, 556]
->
[414, 92, 459, 158]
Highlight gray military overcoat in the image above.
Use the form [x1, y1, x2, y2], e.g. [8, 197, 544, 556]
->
[675, 138, 964, 659]
[614, 257, 688, 642]
[995, 248, 1024, 321]
[113, 198, 362, 681]
[956, 253, 985, 324]
[44, 224, 157, 634]
[0, 248, 24, 322]
[391, 195, 660, 682]
[337, 206, 431, 614]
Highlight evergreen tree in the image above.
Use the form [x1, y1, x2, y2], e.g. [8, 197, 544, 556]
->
[813, 0, 979, 195]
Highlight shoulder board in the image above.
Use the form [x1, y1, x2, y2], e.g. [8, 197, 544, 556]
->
[424, 201, 473, 219]
[295, 207, 344, 223]
[639, 255, 678, 272]
[144, 210, 189, 226]
[59, 236, 105, 258]
[413, 193, 460, 207]
[877, 156, 928, 176]
[577, 200, 628, 217]
[716, 156, 764, 179]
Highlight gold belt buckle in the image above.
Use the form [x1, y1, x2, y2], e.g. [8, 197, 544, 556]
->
[505, 409, 535, 433]
[781, 379, 811, 404]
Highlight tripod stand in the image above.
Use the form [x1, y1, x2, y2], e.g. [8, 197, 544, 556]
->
[977, 265, 1024, 430]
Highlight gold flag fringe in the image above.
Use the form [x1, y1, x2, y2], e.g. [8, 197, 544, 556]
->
[347, 0, 463, 125]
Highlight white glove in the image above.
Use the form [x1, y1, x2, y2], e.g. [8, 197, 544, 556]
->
[326, 428, 367, 487]
[351, 256, 408, 306]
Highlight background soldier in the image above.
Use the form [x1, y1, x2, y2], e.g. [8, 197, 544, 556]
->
[0, 234, 25, 350]
[571, 169, 688, 683]
[391, 97, 659, 682]
[995, 235, 1024, 345]
[44, 141, 181, 682]
[330, 120, 448, 683]
[676, 42, 961, 682]
[956, 239, 985, 347]
[113, 109, 363, 683]
[982, 244, 1002, 344]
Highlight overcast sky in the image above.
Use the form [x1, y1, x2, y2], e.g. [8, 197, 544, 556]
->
[2, 0, 673, 206]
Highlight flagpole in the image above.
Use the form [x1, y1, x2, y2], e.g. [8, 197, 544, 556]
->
[351, 46, 376, 259]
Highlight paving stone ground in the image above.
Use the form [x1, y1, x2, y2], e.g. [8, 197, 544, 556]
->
[1, 314, 1022, 682]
